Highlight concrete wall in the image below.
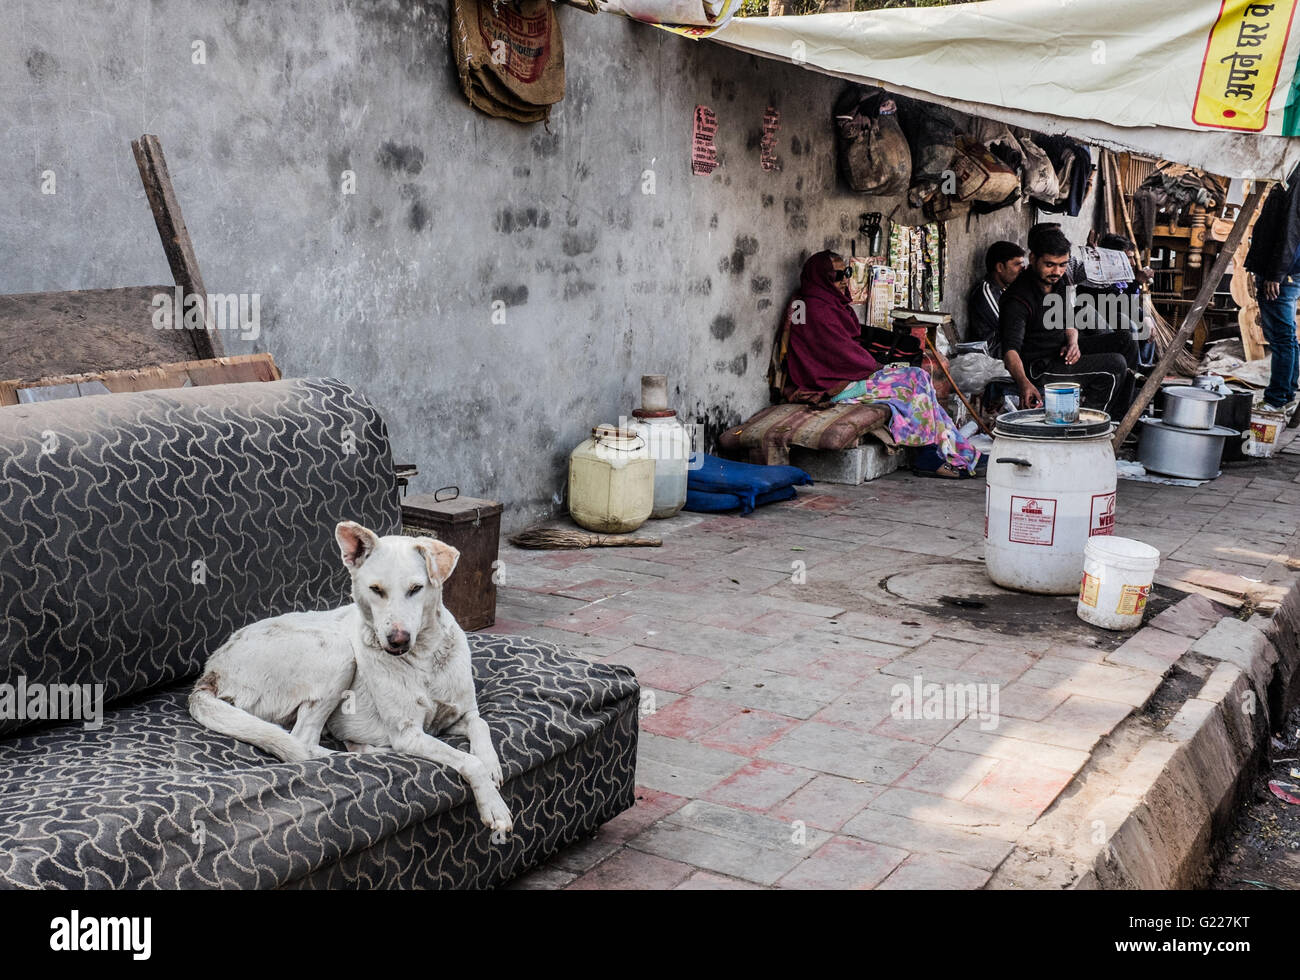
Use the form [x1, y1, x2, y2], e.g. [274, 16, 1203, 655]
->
[1, 0, 1096, 530]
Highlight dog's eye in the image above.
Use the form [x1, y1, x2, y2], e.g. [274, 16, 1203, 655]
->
[369, 585, 385, 597]
[407, 584, 423, 597]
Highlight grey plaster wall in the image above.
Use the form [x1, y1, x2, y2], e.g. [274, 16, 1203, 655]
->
[1, 0, 1095, 529]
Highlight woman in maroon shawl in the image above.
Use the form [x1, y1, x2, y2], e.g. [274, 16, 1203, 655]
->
[783, 251, 980, 477]
[785, 251, 880, 397]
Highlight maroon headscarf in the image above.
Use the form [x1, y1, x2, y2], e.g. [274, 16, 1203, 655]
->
[784, 251, 879, 395]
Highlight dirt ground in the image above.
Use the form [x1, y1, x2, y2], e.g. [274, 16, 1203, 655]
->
[1211, 703, 1300, 890]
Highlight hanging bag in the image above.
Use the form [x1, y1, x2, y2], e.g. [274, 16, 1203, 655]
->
[833, 86, 912, 197]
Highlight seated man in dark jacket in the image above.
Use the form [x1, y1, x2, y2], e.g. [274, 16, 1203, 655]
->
[966, 241, 1025, 357]
[998, 228, 1138, 417]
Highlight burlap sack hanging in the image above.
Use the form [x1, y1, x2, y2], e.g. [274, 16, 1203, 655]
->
[451, 0, 565, 124]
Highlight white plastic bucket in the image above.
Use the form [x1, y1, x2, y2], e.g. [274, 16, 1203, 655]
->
[1077, 536, 1160, 631]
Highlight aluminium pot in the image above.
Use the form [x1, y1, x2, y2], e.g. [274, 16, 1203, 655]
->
[1137, 418, 1235, 480]
[1161, 386, 1223, 430]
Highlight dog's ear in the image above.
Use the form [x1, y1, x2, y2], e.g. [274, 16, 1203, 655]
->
[414, 537, 459, 584]
[336, 522, 380, 570]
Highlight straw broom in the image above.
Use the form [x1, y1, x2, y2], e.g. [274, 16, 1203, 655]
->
[509, 526, 662, 549]
[1143, 294, 1203, 378]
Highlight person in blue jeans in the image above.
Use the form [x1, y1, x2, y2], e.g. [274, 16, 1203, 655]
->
[1244, 171, 1300, 414]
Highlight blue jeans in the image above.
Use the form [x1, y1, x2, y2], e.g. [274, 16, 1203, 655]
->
[1257, 277, 1300, 406]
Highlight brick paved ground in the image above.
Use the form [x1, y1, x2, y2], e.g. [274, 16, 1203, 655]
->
[482, 431, 1300, 889]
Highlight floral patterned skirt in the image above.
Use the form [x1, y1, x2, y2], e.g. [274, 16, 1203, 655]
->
[831, 365, 980, 473]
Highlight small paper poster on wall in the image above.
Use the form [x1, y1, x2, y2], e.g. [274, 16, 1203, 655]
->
[760, 106, 780, 172]
[692, 105, 719, 176]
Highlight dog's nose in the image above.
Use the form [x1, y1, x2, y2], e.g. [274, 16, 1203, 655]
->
[386, 629, 411, 653]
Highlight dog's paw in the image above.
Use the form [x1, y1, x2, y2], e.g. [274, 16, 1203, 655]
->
[483, 754, 505, 788]
[477, 790, 513, 835]
[308, 744, 336, 760]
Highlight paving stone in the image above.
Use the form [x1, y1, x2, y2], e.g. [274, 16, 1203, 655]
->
[597, 645, 728, 694]
[495, 588, 590, 618]
[958, 647, 1040, 684]
[541, 604, 636, 634]
[1043, 694, 1135, 736]
[877, 853, 991, 889]
[548, 834, 623, 873]
[1016, 658, 1160, 707]
[1104, 627, 1194, 673]
[869, 709, 966, 745]
[937, 725, 1091, 772]
[629, 800, 829, 885]
[810, 678, 903, 733]
[504, 864, 578, 890]
[867, 788, 1029, 841]
[895, 748, 1000, 800]
[692, 664, 845, 717]
[597, 786, 689, 844]
[640, 694, 746, 740]
[777, 835, 909, 889]
[1041, 641, 1110, 663]
[767, 773, 885, 831]
[760, 721, 929, 783]
[596, 616, 781, 662]
[1149, 592, 1227, 636]
[674, 870, 762, 890]
[817, 612, 936, 648]
[704, 759, 817, 812]
[841, 808, 1016, 870]
[896, 637, 974, 670]
[962, 758, 1077, 822]
[871, 524, 981, 558]
[993, 681, 1070, 721]
[566, 848, 694, 890]
[692, 595, 845, 631]
[635, 733, 749, 796]
[697, 707, 801, 756]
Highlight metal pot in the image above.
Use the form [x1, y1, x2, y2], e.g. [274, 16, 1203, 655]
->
[1138, 418, 1235, 479]
[1162, 386, 1223, 430]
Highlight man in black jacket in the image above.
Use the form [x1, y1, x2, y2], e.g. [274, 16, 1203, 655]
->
[1244, 171, 1300, 413]
[967, 241, 1025, 357]
[998, 228, 1138, 416]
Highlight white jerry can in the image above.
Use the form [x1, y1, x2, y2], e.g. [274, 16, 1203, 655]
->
[984, 409, 1117, 596]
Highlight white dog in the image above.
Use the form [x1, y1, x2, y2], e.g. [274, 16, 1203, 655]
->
[188, 521, 512, 833]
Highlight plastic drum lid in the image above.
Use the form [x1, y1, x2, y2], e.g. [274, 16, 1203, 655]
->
[994, 408, 1113, 439]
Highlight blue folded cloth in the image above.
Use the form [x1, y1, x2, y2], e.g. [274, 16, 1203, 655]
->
[685, 454, 812, 514]
[684, 484, 798, 515]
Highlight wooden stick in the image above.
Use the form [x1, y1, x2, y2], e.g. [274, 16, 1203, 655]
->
[923, 333, 993, 437]
[1111, 181, 1272, 449]
[131, 135, 222, 359]
[1111, 153, 1139, 251]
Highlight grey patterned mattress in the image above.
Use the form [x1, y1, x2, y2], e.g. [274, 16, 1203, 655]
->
[0, 635, 638, 889]
[0, 378, 639, 888]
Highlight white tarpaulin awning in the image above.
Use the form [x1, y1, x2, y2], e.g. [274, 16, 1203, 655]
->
[704, 0, 1300, 179]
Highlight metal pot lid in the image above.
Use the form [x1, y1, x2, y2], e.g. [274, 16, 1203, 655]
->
[1138, 417, 1238, 437]
[994, 408, 1113, 438]
[1163, 385, 1223, 403]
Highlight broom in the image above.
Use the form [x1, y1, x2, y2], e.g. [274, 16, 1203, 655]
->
[509, 526, 662, 549]
[1143, 294, 1203, 378]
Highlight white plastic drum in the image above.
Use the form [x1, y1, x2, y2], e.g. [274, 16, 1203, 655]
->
[985, 409, 1117, 595]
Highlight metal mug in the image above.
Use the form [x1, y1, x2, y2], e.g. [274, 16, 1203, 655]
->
[1043, 382, 1081, 424]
